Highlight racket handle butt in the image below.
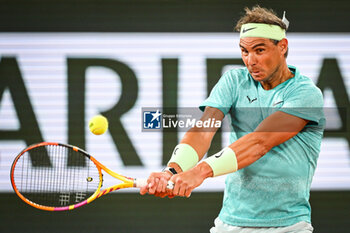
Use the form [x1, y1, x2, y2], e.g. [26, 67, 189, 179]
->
[134, 178, 147, 188]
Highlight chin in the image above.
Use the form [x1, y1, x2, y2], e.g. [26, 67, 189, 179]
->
[251, 74, 266, 81]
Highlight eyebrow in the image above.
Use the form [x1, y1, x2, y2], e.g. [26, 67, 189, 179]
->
[239, 43, 267, 50]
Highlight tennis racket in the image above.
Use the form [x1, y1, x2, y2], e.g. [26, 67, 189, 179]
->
[10, 142, 147, 211]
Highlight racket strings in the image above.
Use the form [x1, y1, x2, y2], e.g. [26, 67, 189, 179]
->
[12, 144, 100, 207]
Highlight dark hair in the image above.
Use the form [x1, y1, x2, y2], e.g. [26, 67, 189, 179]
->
[235, 5, 287, 32]
[235, 5, 288, 58]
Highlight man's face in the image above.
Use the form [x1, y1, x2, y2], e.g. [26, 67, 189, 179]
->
[239, 37, 287, 82]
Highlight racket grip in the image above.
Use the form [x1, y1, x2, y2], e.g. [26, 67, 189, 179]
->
[134, 178, 148, 188]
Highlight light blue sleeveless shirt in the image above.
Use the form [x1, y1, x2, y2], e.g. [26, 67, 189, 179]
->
[200, 66, 325, 227]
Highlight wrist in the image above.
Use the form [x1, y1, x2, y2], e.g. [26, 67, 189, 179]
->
[162, 167, 177, 176]
[203, 147, 238, 177]
[167, 162, 182, 174]
[194, 162, 214, 179]
[162, 170, 174, 178]
[167, 144, 199, 172]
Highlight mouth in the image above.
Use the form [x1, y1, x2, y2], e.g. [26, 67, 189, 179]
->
[250, 70, 261, 76]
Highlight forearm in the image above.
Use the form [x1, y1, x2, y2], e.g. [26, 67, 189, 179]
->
[168, 133, 270, 197]
[201, 131, 293, 177]
[229, 132, 272, 169]
[168, 129, 214, 173]
[167, 107, 224, 173]
[190, 161, 214, 179]
[168, 112, 309, 197]
[180, 129, 215, 160]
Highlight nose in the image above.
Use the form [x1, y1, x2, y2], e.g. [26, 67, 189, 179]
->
[246, 53, 257, 66]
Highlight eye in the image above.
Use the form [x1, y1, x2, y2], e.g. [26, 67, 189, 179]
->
[256, 48, 265, 53]
[241, 49, 248, 55]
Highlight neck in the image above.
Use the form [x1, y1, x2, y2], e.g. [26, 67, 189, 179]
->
[260, 62, 294, 90]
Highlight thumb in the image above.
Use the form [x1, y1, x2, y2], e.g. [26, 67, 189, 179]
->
[139, 186, 148, 195]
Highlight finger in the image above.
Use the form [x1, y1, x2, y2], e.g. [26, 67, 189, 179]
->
[139, 186, 148, 195]
[158, 193, 168, 198]
[185, 188, 192, 198]
[160, 178, 168, 193]
[149, 178, 159, 194]
[178, 184, 187, 197]
[156, 179, 164, 193]
[148, 177, 155, 189]
[172, 179, 181, 196]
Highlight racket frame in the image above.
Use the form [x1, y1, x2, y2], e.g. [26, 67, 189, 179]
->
[10, 142, 139, 211]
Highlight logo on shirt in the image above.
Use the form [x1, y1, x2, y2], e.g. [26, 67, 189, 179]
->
[247, 96, 257, 103]
[143, 109, 162, 129]
[273, 100, 284, 106]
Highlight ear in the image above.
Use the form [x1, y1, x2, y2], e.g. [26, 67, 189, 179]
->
[279, 38, 288, 56]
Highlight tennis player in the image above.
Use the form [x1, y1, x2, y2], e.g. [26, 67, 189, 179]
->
[141, 6, 325, 232]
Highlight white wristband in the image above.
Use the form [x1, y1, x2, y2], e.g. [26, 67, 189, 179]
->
[167, 144, 199, 172]
[203, 147, 238, 177]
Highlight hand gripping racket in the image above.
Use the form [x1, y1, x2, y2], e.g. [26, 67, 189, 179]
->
[10, 142, 147, 211]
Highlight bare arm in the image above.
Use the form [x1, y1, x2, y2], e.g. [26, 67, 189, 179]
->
[168, 106, 224, 173]
[140, 106, 224, 196]
[231, 111, 309, 169]
[170, 110, 309, 197]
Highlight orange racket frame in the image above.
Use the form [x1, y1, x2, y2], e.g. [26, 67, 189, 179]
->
[10, 142, 146, 211]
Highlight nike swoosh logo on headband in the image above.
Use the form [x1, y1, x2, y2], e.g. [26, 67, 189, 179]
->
[242, 27, 257, 33]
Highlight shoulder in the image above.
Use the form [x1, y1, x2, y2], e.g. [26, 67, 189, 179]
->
[292, 75, 322, 96]
[284, 68, 323, 107]
[287, 66, 322, 96]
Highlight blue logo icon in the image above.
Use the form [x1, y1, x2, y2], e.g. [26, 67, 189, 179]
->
[143, 110, 162, 129]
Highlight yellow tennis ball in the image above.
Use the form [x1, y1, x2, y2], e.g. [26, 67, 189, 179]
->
[89, 115, 108, 135]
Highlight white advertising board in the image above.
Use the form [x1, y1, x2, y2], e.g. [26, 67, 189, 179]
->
[0, 33, 349, 192]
